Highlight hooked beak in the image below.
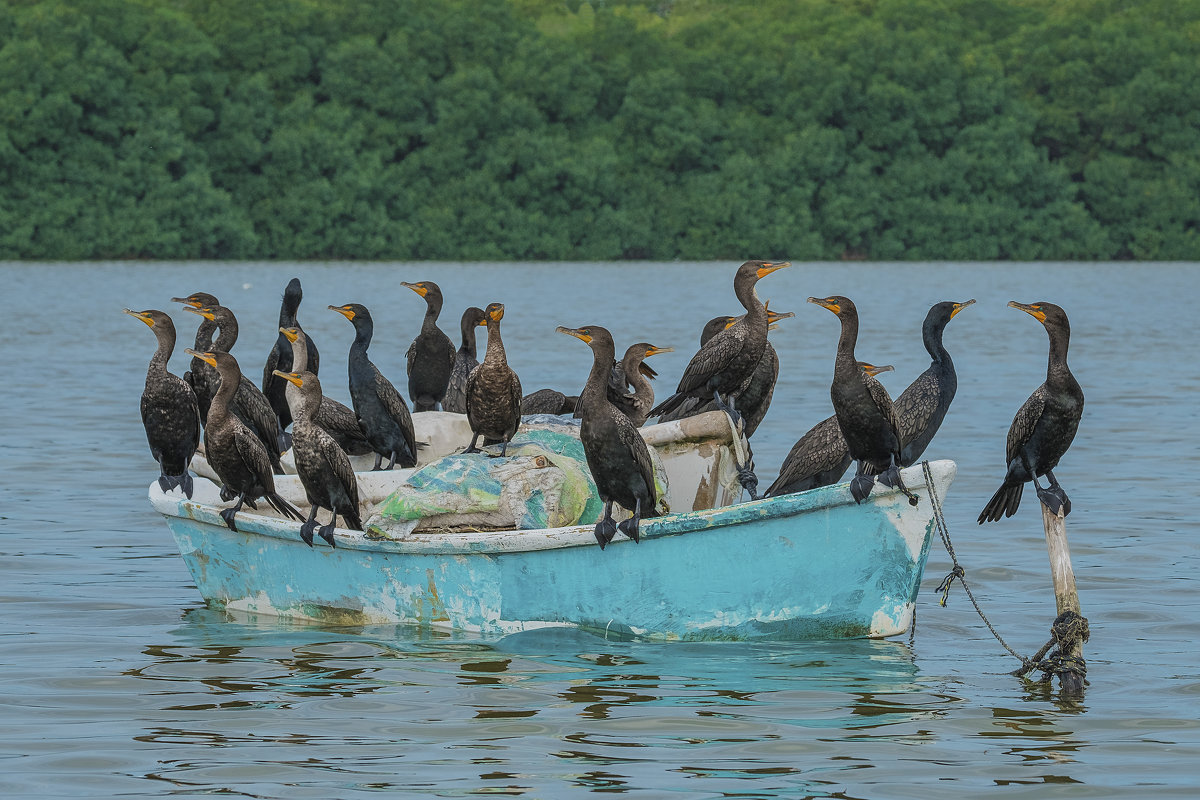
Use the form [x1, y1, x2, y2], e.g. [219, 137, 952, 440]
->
[272, 369, 303, 388]
[808, 296, 841, 315]
[171, 296, 203, 307]
[329, 305, 355, 320]
[556, 326, 592, 344]
[185, 348, 217, 367]
[401, 281, 428, 297]
[860, 363, 895, 377]
[1008, 301, 1046, 322]
[950, 299, 976, 319]
[756, 261, 790, 279]
[123, 308, 154, 328]
[279, 327, 299, 343]
[644, 345, 674, 357]
[184, 306, 216, 321]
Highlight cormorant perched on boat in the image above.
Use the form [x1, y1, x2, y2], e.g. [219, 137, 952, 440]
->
[183, 304, 286, 474]
[280, 326, 372, 456]
[558, 325, 659, 549]
[329, 303, 419, 470]
[465, 303, 522, 455]
[125, 308, 200, 498]
[809, 296, 916, 505]
[979, 301, 1084, 522]
[521, 388, 579, 415]
[172, 292, 221, 424]
[185, 349, 304, 532]
[444, 306, 488, 414]
[273, 370, 363, 547]
[262, 278, 319, 433]
[607, 343, 674, 427]
[659, 305, 792, 437]
[892, 300, 974, 466]
[765, 363, 894, 497]
[402, 280, 456, 412]
[648, 260, 789, 425]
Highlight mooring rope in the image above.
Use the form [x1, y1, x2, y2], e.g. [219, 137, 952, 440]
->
[919, 460, 1071, 677]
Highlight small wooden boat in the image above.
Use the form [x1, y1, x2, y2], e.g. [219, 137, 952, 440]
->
[150, 412, 955, 641]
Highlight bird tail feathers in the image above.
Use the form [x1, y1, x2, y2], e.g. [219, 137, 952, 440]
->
[978, 481, 1022, 524]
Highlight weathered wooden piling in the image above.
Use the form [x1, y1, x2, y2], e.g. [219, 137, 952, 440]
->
[1040, 502, 1087, 693]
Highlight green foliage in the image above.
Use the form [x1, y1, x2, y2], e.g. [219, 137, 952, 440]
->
[0, 0, 1196, 260]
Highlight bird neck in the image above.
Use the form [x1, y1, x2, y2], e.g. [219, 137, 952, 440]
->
[351, 319, 373, 353]
[735, 279, 765, 319]
[482, 320, 506, 365]
[212, 319, 238, 353]
[1045, 324, 1071, 380]
[583, 343, 618, 407]
[211, 364, 240, 421]
[278, 296, 300, 327]
[923, 320, 950, 364]
[834, 312, 860, 374]
[622, 354, 649, 396]
[192, 318, 216, 350]
[295, 385, 319, 422]
[422, 297, 443, 331]
[149, 326, 175, 377]
[289, 336, 309, 373]
[459, 323, 478, 358]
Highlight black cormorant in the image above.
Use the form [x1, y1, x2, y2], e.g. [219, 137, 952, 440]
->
[608, 343, 673, 427]
[521, 388, 579, 415]
[262, 278, 319, 433]
[402, 280, 456, 412]
[465, 303, 522, 455]
[809, 296, 915, 505]
[280, 326, 372, 456]
[329, 303, 419, 470]
[184, 304, 286, 474]
[172, 292, 220, 424]
[893, 300, 974, 465]
[185, 349, 303, 531]
[444, 306, 487, 414]
[273, 370, 363, 547]
[125, 308, 200, 498]
[979, 301, 1084, 522]
[558, 325, 659, 549]
[765, 363, 894, 497]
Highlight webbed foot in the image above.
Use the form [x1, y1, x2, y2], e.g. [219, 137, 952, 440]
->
[299, 520, 316, 547]
[220, 485, 237, 502]
[736, 463, 760, 500]
[617, 499, 642, 544]
[242, 497, 259, 511]
[849, 475, 874, 504]
[594, 517, 618, 549]
[180, 472, 194, 499]
[879, 466, 919, 506]
[219, 508, 240, 532]
[1037, 485, 1071, 517]
[318, 523, 337, 548]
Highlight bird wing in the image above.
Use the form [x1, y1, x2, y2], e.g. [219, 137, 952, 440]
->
[322, 429, 361, 510]
[865, 374, 904, 454]
[376, 367, 417, 454]
[305, 333, 320, 375]
[892, 370, 937, 446]
[618, 420, 657, 507]
[233, 424, 276, 489]
[405, 339, 417, 379]
[261, 342, 282, 395]
[673, 325, 743, 395]
[1006, 386, 1047, 464]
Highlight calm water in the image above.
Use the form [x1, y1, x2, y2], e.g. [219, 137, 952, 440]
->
[2, 261, 1198, 798]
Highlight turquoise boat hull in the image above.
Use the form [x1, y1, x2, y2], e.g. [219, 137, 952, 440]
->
[150, 460, 955, 641]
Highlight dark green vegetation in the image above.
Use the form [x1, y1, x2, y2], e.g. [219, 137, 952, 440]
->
[2, 0, 1197, 261]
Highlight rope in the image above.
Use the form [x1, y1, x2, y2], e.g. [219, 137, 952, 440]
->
[920, 461, 1044, 673]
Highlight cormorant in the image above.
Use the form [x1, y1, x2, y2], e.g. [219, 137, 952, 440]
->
[280, 326, 372, 456]
[444, 306, 487, 414]
[558, 325, 659, 549]
[273, 370, 363, 547]
[125, 308, 200, 498]
[808, 295, 916, 505]
[465, 303, 522, 455]
[329, 303, 419, 470]
[183, 304, 286, 474]
[262, 278, 319, 433]
[184, 349, 303, 531]
[979, 301, 1084, 522]
[765, 363, 894, 497]
[402, 280, 456, 412]
[608, 343, 673, 427]
[521, 388, 579, 416]
[648, 260, 789, 425]
[172, 292, 221, 424]
[893, 300, 974, 466]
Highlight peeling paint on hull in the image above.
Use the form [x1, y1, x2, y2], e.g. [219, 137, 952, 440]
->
[153, 461, 955, 641]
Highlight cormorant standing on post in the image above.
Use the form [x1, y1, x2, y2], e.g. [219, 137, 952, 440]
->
[808, 295, 915, 505]
[262, 278, 319, 433]
[185, 349, 303, 531]
[125, 308, 200, 498]
[558, 325, 659, 549]
[329, 303, 419, 470]
[765, 363, 894, 497]
[444, 307, 488, 414]
[893, 300, 974, 465]
[402, 280, 456, 412]
[273, 370, 363, 547]
[465, 303, 522, 455]
[979, 301, 1084, 522]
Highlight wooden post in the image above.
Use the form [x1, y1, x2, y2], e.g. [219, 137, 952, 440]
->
[1041, 503, 1086, 693]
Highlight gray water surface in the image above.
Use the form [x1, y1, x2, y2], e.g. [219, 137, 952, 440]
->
[2, 261, 1198, 798]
